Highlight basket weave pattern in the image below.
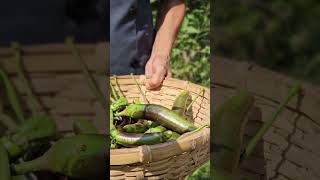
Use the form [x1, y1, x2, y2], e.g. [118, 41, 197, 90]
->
[110, 75, 210, 180]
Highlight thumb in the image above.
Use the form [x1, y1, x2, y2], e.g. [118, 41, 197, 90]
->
[146, 67, 166, 90]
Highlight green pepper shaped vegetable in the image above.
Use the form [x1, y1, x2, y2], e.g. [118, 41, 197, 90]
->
[73, 118, 98, 135]
[0, 68, 24, 123]
[166, 131, 180, 141]
[123, 123, 148, 133]
[1, 114, 57, 158]
[0, 142, 11, 180]
[212, 91, 254, 179]
[145, 125, 167, 133]
[172, 90, 190, 116]
[111, 97, 128, 112]
[12, 134, 107, 179]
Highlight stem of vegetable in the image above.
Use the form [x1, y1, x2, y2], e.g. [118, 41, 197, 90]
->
[110, 82, 119, 100]
[130, 73, 149, 103]
[16, 159, 38, 180]
[186, 88, 205, 113]
[11, 42, 44, 115]
[110, 96, 115, 103]
[0, 141, 11, 180]
[0, 68, 25, 123]
[172, 90, 190, 117]
[242, 81, 301, 162]
[113, 75, 125, 97]
[65, 37, 107, 109]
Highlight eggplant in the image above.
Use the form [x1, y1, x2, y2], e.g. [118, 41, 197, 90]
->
[116, 104, 197, 134]
[12, 134, 107, 179]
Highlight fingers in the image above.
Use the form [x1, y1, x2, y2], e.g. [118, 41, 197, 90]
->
[146, 66, 167, 90]
[145, 60, 153, 78]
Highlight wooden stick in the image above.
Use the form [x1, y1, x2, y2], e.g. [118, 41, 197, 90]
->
[186, 88, 205, 112]
[0, 68, 25, 123]
[11, 42, 44, 115]
[241, 81, 301, 161]
[110, 82, 119, 100]
[113, 75, 125, 97]
[65, 37, 107, 109]
[130, 73, 149, 104]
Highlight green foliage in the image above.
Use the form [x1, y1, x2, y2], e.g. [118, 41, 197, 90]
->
[171, 0, 210, 87]
[152, 0, 210, 87]
[186, 161, 210, 180]
[214, 0, 320, 83]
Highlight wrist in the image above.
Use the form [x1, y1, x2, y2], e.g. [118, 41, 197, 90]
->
[150, 53, 170, 68]
[150, 48, 171, 62]
[151, 38, 173, 62]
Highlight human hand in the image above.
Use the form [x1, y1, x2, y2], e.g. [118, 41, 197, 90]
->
[145, 54, 172, 90]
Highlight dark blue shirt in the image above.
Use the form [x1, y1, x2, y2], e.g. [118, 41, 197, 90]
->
[0, 0, 107, 46]
[110, 0, 154, 75]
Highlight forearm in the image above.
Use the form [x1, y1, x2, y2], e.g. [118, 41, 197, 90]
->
[145, 0, 185, 89]
[152, 0, 186, 58]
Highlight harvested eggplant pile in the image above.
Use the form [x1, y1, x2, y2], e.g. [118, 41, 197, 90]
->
[110, 75, 206, 149]
[0, 40, 107, 179]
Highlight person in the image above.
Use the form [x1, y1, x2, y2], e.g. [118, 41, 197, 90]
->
[0, 1, 106, 45]
[110, 0, 186, 90]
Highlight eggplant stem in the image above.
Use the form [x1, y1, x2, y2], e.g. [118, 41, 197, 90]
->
[130, 73, 149, 103]
[0, 68, 25, 123]
[241, 81, 301, 162]
[13, 156, 47, 175]
[186, 88, 205, 113]
[65, 37, 107, 109]
[113, 75, 125, 97]
[110, 96, 115, 103]
[12, 42, 44, 116]
[17, 158, 38, 180]
[110, 82, 119, 100]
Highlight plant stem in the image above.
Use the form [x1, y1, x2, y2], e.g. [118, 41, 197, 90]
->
[186, 88, 205, 113]
[242, 81, 301, 161]
[130, 73, 149, 103]
[13, 156, 47, 175]
[113, 75, 125, 97]
[11, 42, 44, 115]
[0, 69, 25, 123]
[65, 37, 107, 109]
[110, 81, 119, 100]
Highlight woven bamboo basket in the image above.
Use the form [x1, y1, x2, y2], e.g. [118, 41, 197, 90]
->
[110, 75, 210, 180]
[213, 57, 320, 179]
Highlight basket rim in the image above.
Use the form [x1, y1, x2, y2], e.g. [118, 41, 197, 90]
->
[110, 75, 210, 99]
[110, 127, 210, 165]
[110, 75, 210, 165]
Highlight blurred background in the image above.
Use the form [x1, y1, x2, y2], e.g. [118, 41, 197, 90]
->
[0, 0, 108, 46]
[214, 0, 320, 84]
[0, 2, 108, 178]
[151, 0, 210, 87]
